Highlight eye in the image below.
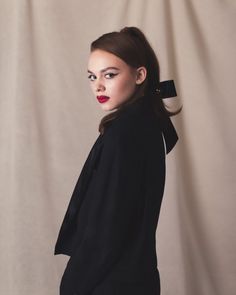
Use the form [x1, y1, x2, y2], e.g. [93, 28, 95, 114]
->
[88, 74, 96, 81]
[105, 73, 117, 79]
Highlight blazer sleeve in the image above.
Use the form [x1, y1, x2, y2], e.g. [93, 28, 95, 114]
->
[60, 129, 146, 295]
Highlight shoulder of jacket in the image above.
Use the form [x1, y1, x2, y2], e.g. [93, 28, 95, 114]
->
[103, 107, 163, 148]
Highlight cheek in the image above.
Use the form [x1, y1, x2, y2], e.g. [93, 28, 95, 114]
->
[90, 83, 97, 93]
[113, 77, 136, 93]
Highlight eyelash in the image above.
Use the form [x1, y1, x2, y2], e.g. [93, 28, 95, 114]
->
[88, 73, 117, 81]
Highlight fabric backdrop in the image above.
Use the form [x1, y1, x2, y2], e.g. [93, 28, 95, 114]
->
[0, 0, 235, 294]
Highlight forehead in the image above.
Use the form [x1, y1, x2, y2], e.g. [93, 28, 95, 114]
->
[88, 49, 129, 71]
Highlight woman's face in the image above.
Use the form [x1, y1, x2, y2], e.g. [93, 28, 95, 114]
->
[87, 49, 146, 111]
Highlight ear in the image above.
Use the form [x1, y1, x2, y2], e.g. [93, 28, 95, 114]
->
[135, 66, 147, 85]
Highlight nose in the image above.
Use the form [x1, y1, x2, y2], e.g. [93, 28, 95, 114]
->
[94, 78, 105, 93]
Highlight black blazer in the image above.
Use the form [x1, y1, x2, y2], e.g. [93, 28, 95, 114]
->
[54, 94, 178, 295]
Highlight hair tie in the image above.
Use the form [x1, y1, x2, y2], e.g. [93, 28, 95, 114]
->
[155, 80, 177, 99]
[154, 80, 179, 154]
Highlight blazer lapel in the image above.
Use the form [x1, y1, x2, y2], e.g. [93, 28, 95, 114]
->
[54, 133, 104, 255]
[70, 133, 104, 215]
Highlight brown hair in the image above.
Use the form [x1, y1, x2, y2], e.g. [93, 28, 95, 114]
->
[90, 26, 182, 134]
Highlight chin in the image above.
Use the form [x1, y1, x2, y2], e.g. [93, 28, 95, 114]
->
[100, 105, 112, 112]
[100, 103, 116, 112]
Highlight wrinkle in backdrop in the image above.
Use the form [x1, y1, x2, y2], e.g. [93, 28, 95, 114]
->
[0, 1, 235, 294]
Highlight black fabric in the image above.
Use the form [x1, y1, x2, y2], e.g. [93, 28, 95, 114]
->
[54, 94, 178, 295]
[158, 80, 177, 99]
[160, 116, 179, 154]
[158, 79, 178, 154]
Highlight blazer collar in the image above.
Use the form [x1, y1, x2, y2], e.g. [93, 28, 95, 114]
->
[110, 95, 179, 154]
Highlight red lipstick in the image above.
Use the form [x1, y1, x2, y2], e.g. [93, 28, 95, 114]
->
[97, 96, 110, 103]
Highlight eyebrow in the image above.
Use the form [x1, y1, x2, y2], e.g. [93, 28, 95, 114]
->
[87, 67, 120, 74]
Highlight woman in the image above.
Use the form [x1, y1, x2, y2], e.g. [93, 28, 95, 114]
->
[54, 26, 182, 295]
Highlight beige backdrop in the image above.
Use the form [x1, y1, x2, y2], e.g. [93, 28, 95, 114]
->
[1, 0, 235, 294]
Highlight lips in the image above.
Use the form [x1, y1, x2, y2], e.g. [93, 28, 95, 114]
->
[97, 96, 110, 103]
